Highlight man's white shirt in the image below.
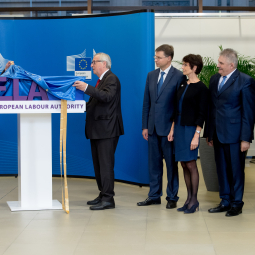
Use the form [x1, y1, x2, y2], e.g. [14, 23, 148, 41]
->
[157, 65, 171, 83]
[84, 69, 109, 92]
[218, 69, 237, 90]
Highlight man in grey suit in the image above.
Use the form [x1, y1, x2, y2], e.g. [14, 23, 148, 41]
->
[138, 44, 185, 208]
[73, 53, 124, 210]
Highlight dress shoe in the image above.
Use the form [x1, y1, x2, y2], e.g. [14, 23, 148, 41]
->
[137, 197, 161, 206]
[208, 204, 231, 213]
[184, 202, 199, 214]
[225, 207, 242, 217]
[177, 203, 189, 212]
[87, 196, 102, 205]
[90, 201, 115, 210]
[166, 200, 177, 209]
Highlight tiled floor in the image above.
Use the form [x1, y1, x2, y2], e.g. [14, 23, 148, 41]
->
[0, 159, 255, 255]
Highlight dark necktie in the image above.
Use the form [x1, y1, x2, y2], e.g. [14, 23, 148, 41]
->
[218, 76, 227, 91]
[95, 79, 100, 88]
[157, 71, 165, 96]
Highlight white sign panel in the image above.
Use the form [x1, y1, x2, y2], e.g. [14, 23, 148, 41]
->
[0, 100, 86, 114]
[75, 71, 92, 79]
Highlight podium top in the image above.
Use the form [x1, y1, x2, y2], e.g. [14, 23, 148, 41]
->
[0, 100, 86, 114]
[0, 65, 87, 113]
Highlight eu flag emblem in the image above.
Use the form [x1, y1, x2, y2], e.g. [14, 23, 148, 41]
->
[75, 58, 92, 71]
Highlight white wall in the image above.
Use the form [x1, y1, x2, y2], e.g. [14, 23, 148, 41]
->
[155, 16, 255, 156]
[155, 16, 255, 64]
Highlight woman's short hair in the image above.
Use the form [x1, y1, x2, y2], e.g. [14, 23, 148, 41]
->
[182, 54, 203, 74]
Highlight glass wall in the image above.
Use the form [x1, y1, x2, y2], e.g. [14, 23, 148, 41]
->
[0, 0, 254, 17]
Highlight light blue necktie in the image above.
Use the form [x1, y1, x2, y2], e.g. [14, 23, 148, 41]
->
[218, 76, 227, 91]
[157, 71, 165, 96]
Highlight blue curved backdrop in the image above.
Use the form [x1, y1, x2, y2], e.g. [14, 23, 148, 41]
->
[0, 11, 155, 185]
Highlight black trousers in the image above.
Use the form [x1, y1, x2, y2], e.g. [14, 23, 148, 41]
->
[90, 136, 119, 202]
[148, 129, 179, 201]
[213, 132, 245, 207]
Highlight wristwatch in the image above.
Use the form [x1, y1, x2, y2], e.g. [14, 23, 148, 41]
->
[196, 130, 201, 134]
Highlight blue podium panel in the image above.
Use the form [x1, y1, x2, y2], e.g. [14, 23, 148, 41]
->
[0, 10, 155, 185]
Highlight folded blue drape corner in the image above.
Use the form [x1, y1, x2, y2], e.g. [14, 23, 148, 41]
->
[0, 65, 86, 101]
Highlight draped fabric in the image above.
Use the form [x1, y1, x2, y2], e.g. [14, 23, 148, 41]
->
[0, 65, 86, 101]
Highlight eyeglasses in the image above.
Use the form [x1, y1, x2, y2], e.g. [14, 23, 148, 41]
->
[91, 60, 104, 65]
[154, 56, 168, 60]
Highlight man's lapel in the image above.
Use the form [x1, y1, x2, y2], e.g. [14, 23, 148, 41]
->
[153, 69, 160, 98]
[87, 70, 111, 103]
[97, 70, 111, 90]
[157, 67, 175, 99]
[217, 69, 239, 97]
[211, 74, 220, 98]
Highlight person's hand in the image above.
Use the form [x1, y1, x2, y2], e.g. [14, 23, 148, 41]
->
[190, 133, 199, 150]
[206, 137, 213, 147]
[73, 81, 88, 91]
[168, 129, 174, 142]
[5, 61, 14, 71]
[142, 129, 148, 141]
[241, 141, 250, 152]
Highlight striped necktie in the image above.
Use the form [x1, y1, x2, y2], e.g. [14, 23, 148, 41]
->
[157, 71, 165, 96]
[218, 76, 227, 91]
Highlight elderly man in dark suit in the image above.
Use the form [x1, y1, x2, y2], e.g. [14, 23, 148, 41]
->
[73, 53, 124, 210]
[137, 44, 185, 208]
[205, 48, 255, 217]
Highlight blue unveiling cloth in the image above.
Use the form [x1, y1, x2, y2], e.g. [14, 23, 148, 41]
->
[0, 65, 86, 101]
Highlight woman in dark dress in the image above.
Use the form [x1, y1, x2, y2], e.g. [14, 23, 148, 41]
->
[168, 54, 208, 214]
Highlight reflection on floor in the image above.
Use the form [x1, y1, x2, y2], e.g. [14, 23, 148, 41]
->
[0, 159, 255, 255]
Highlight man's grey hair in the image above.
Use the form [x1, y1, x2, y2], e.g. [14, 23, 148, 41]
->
[220, 48, 238, 68]
[95, 53, 111, 69]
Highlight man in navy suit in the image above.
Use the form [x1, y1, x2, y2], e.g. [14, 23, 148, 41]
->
[137, 44, 185, 208]
[205, 48, 255, 217]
